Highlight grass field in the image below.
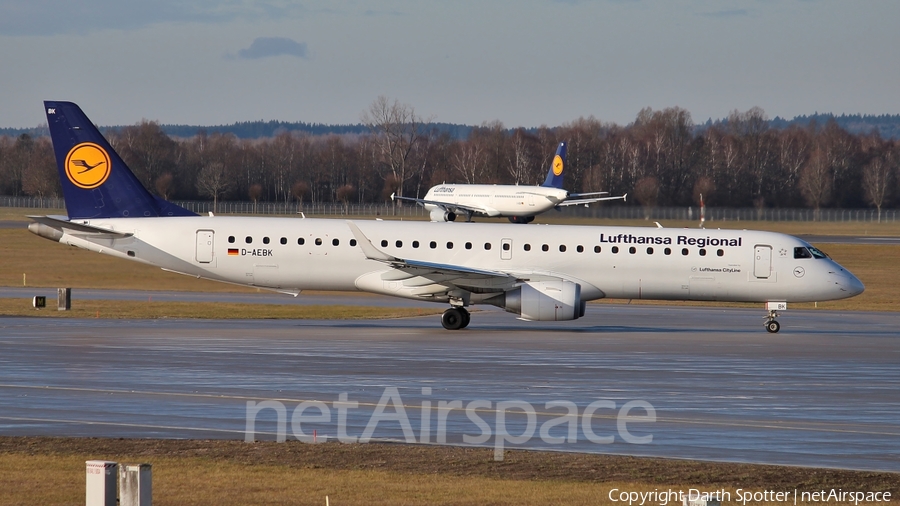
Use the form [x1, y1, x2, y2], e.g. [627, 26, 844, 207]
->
[1, 438, 896, 506]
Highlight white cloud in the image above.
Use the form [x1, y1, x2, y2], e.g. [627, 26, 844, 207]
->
[234, 37, 308, 59]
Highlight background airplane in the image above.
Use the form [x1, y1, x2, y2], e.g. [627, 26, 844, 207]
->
[392, 142, 626, 223]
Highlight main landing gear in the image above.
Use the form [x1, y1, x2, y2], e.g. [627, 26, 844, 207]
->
[441, 307, 470, 330]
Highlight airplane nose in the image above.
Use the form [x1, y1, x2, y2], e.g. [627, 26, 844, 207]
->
[846, 272, 865, 296]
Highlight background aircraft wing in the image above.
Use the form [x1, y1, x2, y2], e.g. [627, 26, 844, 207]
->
[556, 193, 628, 206]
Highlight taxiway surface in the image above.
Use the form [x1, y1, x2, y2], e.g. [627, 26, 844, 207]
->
[1, 304, 898, 471]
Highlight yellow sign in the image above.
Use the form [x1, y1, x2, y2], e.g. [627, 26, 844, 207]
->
[65, 142, 111, 189]
[552, 154, 564, 176]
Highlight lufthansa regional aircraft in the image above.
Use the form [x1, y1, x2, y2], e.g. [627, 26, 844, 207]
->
[391, 142, 626, 223]
[29, 102, 864, 333]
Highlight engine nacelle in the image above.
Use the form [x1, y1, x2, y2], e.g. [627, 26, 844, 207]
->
[491, 280, 583, 321]
[429, 208, 456, 222]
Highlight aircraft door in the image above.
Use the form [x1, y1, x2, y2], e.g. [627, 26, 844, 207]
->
[501, 238, 512, 260]
[195, 230, 214, 264]
[754, 245, 772, 278]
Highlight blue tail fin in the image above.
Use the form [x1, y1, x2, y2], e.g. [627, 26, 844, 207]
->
[541, 142, 566, 189]
[44, 101, 195, 219]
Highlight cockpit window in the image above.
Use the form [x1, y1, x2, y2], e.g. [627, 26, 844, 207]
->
[794, 247, 812, 259]
[807, 246, 829, 259]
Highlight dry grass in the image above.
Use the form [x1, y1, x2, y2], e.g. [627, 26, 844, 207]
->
[1, 438, 896, 506]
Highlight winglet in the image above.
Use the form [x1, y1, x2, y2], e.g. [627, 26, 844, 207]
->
[346, 221, 395, 262]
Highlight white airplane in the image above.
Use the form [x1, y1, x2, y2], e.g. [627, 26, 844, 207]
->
[29, 101, 864, 333]
[391, 142, 626, 223]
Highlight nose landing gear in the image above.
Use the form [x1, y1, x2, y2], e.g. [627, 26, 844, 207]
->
[441, 307, 471, 330]
[764, 302, 786, 333]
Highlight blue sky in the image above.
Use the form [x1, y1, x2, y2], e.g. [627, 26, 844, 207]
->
[1, 0, 898, 129]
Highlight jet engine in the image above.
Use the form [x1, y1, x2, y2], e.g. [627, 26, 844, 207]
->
[430, 208, 456, 222]
[488, 280, 585, 321]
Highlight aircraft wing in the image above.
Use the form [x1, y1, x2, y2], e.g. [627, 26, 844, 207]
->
[556, 193, 628, 207]
[390, 194, 497, 217]
[347, 221, 512, 280]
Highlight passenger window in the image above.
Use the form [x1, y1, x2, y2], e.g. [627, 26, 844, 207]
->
[717, 249, 724, 257]
[466, 242, 472, 250]
[681, 248, 689, 256]
[503, 243, 510, 251]
[629, 246, 636, 254]
[381, 240, 388, 247]
[484, 243, 492, 250]
[664, 247, 671, 255]
[228, 236, 235, 244]
[577, 245, 584, 253]
[524, 244, 531, 251]
[430, 241, 437, 249]
[542, 244, 549, 252]
[245, 236, 252, 244]
[699, 248, 706, 256]
[333, 238, 340, 246]
[611, 246, 619, 254]
[263, 237, 270, 244]
[559, 245, 567, 252]
[794, 247, 812, 259]
[594, 246, 601, 253]
[647, 247, 653, 254]
[350, 239, 357, 247]
[298, 238, 305, 245]
[412, 241, 419, 248]
[396, 240, 403, 248]
[447, 242, 453, 249]
[315, 238, 323, 246]
[280, 237, 287, 245]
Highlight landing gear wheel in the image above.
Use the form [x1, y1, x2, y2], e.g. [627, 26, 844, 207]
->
[459, 308, 470, 329]
[441, 307, 465, 330]
[765, 320, 780, 333]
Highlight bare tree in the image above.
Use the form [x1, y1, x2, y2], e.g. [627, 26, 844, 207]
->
[291, 180, 309, 213]
[248, 183, 263, 214]
[799, 145, 832, 220]
[361, 96, 430, 207]
[196, 162, 232, 213]
[21, 137, 58, 200]
[155, 173, 174, 200]
[633, 176, 659, 219]
[336, 184, 355, 213]
[860, 135, 894, 222]
[450, 138, 485, 184]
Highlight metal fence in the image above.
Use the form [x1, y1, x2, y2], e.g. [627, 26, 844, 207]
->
[2, 195, 897, 222]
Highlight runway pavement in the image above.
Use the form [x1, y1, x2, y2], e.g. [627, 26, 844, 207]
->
[1, 304, 898, 471]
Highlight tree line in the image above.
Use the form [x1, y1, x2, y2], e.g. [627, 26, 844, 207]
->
[1, 98, 898, 217]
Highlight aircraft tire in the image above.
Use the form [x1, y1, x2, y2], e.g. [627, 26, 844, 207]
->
[441, 308, 465, 330]
[459, 308, 471, 329]
[765, 320, 780, 333]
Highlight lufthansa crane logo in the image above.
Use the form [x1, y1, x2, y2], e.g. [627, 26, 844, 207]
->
[552, 154, 564, 176]
[65, 142, 111, 189]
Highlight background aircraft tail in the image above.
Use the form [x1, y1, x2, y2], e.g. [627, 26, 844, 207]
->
[44, 101, 195, 220]
[541, 142, 567, 189]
